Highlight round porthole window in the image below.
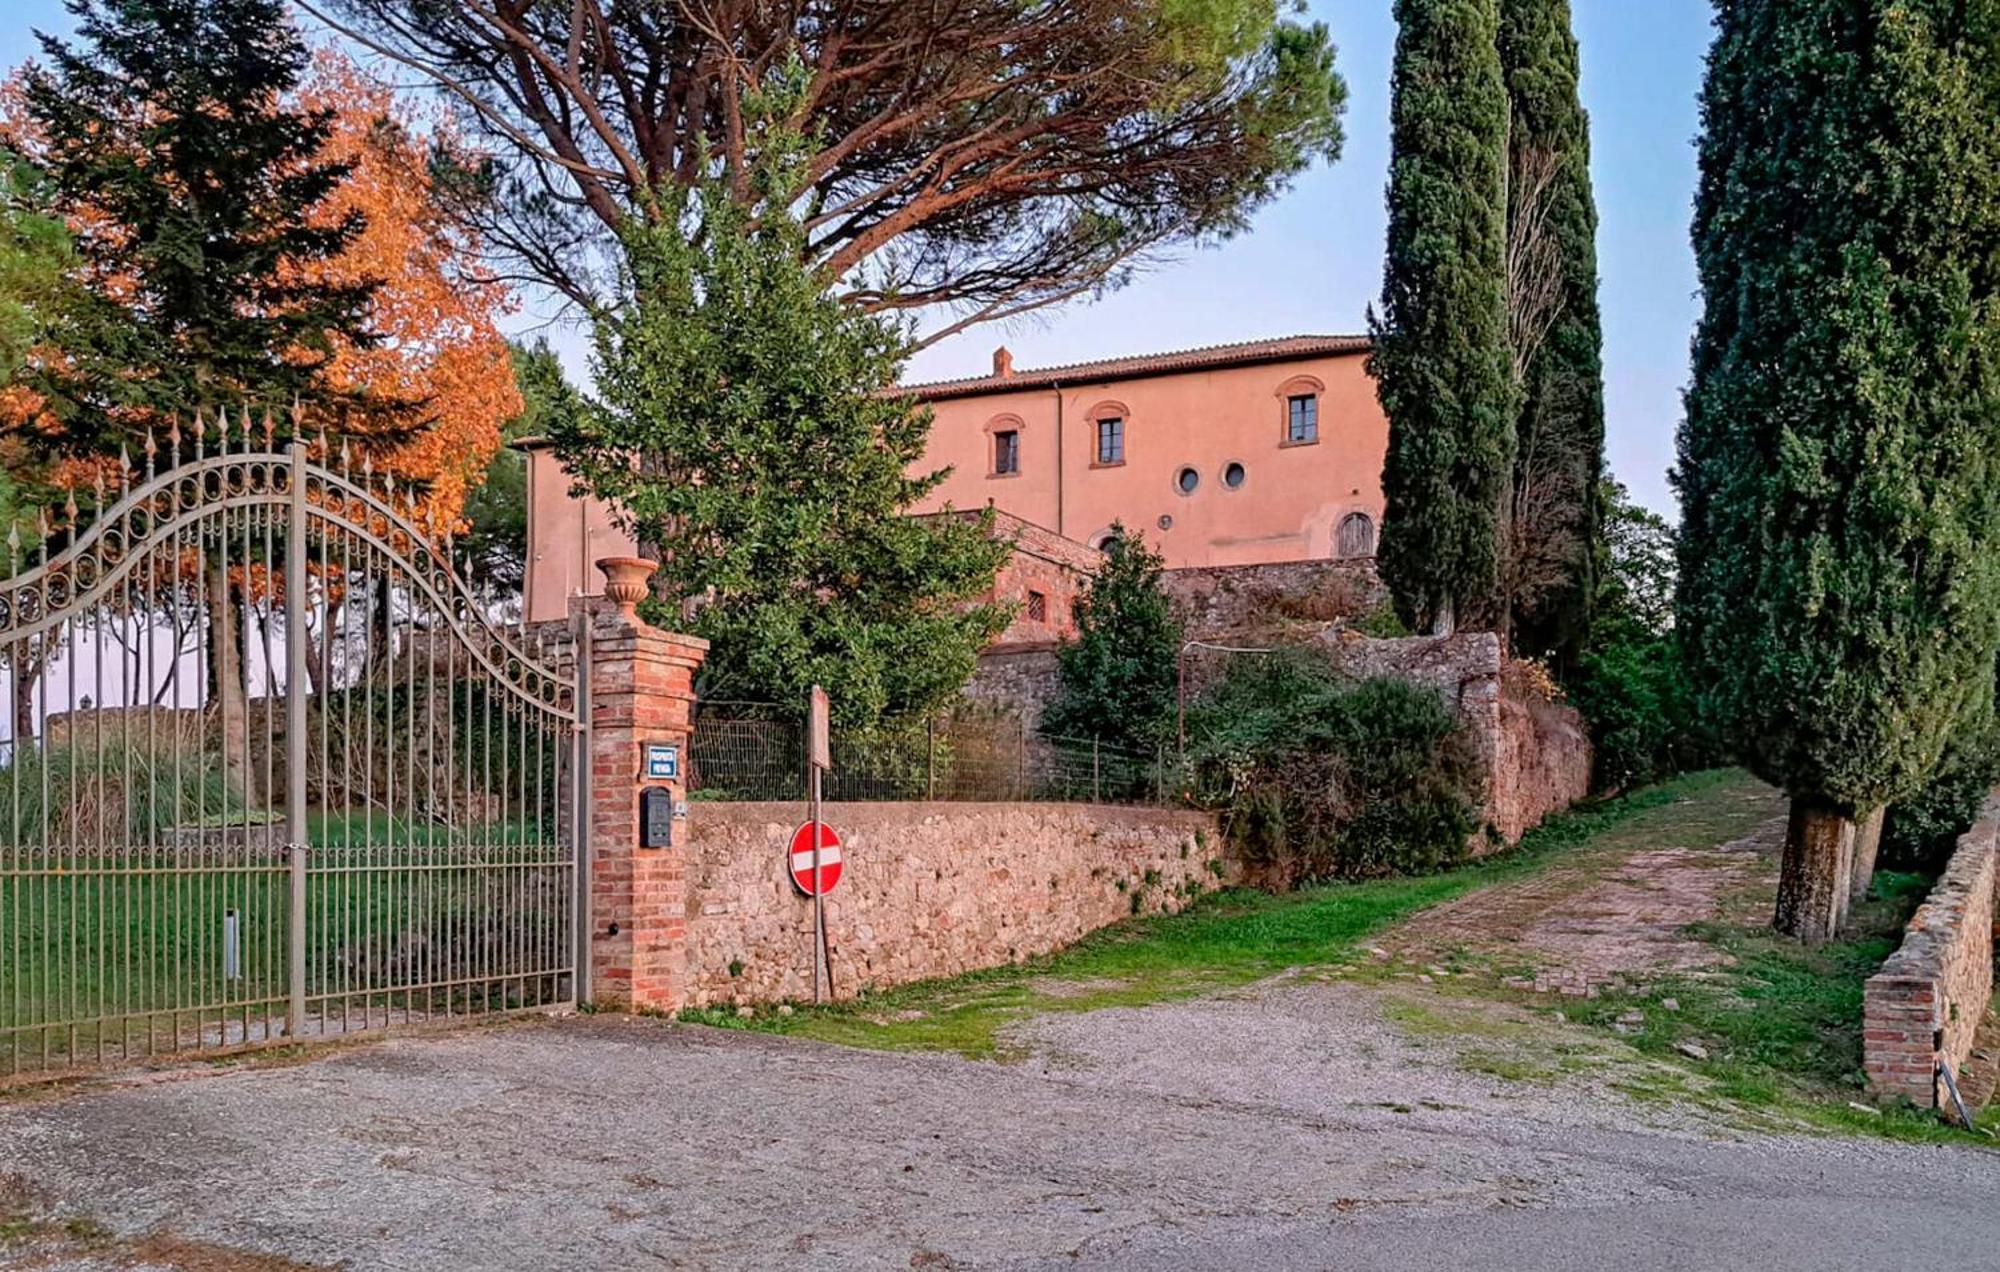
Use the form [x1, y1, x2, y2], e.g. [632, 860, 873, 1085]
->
[1223, 462, 1246, 489]
[1176, 466, 1200, 495]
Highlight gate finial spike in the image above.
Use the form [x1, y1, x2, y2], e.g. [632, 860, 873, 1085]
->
[117, 444, 130, 491]
[143, 425, 157, 476]
[238, 404, 253, 453]
[167, 414, 181, 464]
[193, 408, 206, 461]
[262, 406, 276, 450]
[62, 486, 77, 525]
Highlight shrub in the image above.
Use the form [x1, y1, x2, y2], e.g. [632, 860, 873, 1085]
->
[1184, 651, 1480, 884]
[1564, 480, 1718, 791]
[1881, 707, 2000, 873]
[1567, 635, 1711, 792]
[0, 740, 245, 846]
[1042, 528, 1183, 753]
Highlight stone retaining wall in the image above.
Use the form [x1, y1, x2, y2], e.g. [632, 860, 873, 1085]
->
[1162, 559, 1387, 638]
[1310, 632, 1591, 845]
[1863, 792, 1999, 1107]
[962, 644, 1062, 729]
[685, 801, 1222, 1006]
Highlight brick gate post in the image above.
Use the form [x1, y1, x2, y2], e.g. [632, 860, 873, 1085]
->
[573, 565, 707, 1013]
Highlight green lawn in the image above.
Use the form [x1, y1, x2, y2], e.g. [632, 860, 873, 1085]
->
[678, 770, 1747, 1057]
[1545, 872, 1996, 1143]
[1, 816, 573, 1076]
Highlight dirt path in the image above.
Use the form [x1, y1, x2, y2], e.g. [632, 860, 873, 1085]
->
[1387, 779, 1787, 996]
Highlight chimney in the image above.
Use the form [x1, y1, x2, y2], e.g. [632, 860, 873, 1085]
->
[992, 346, 1014, 377]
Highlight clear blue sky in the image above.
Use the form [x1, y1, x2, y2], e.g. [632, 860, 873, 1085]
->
[3, 1, 1715, 514]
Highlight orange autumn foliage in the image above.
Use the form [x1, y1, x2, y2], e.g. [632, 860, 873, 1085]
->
[295, 52, 521, 535]
[1, 53, 522, 539]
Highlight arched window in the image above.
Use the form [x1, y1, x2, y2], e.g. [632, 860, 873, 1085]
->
[1274, 375, 1326, 446]
[1086, 401, 1130, 466]
[985, 414, 1025, 476]
[1336, 512, 1377, 559]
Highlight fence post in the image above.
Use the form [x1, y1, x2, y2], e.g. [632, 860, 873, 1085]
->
[284, 439, 308, 1038]
[573, 575, 708, 1014]
[927, 715, 937, 801]
[572, 612, 593, 1005]
[1093, 737, 1101, 803]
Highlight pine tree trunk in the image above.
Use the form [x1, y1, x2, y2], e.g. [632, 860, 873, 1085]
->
[207, 552, 254, 804]
[1773, 798, 1854, 941]
[11, 645, 41, 746]
[1847, 806, 1886, 917]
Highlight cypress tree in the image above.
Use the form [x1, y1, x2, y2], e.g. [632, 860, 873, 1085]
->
[1677, 0, 2000, 939]
[1497, 0, 1606, 665]
[1371, 0, 1517, 636]
[23, 0, 378, 448]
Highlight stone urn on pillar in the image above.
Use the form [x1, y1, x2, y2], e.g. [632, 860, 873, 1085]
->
[596, 556, 659, 622]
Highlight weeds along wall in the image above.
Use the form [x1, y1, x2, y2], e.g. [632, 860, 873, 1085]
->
[684, 801, 1223, 1006]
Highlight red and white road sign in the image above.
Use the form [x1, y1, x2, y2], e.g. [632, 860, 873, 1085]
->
[788, 820, 843, 896]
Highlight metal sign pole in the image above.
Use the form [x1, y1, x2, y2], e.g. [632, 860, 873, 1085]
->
[810, 762, 825, 1005]
[805, 683, 833, 1005]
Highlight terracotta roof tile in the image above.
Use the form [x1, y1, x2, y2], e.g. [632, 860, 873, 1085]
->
[903, 334, 1372, 400]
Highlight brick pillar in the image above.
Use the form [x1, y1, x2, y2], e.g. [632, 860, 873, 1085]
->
[574, 593, 707, 1013]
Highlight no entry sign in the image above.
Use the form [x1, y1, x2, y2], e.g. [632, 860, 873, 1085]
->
[788, 820, 843, 896]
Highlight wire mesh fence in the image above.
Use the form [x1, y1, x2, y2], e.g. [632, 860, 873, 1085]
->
[689, 708, 1179, 805]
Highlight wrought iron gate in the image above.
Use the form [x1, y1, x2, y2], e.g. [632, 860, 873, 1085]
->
[0, 418, 585, 1080]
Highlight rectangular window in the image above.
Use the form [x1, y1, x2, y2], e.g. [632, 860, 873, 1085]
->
[1026, 590, 1048, 623]
[1096, 417, 1125, 465]
[993, 429, 1020, 475]
[1288, 394, 1319, 444]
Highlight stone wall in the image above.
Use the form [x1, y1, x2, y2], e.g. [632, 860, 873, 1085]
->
[962, 645, 1062, 729]
[684, 801, 1222, 1006]
[1864, 793, 1999, 1107]
[1163, 559, 1387, 639]
[43, 705, 205, 751]
[965, 629, 1589, 846]
[1305, 632, 1588, 845]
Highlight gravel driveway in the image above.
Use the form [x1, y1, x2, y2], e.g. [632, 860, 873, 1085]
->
[4, 980, 1998, 1271]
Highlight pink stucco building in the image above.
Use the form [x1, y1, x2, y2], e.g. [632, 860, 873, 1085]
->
[517, 334, 1387, 633]
[907, 334, 1384, 568]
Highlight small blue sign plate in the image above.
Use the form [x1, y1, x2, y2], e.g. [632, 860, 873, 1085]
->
[646, 743, 680, 780]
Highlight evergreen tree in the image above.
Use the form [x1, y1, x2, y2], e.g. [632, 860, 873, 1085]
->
[551, 110, 1010, 728]
[1371, 0, 1517, 636]
[1677, 0, 2000, 939]
[22, 0, 378, 448]
[1498, 0, 1606, 664]
[0, 150, 75, 391]
[1042, 528, 1184, 754]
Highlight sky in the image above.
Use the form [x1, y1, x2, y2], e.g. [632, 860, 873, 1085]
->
[1, 1, 1717, 515]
